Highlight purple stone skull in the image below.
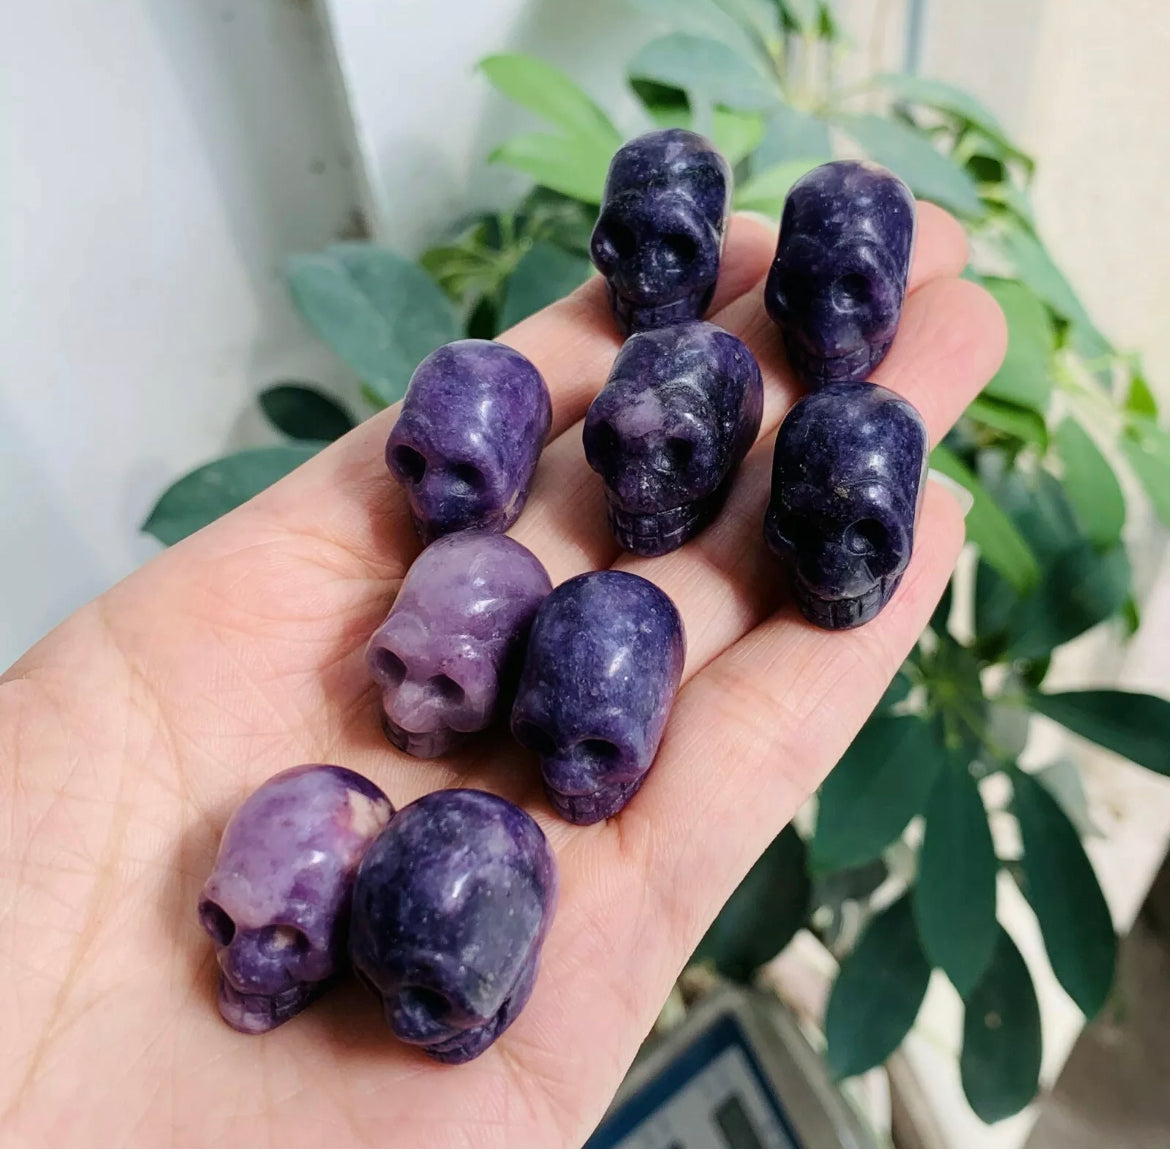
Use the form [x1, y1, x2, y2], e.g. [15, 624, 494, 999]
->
[591, 129, 732, 335]
[765, 161, 916, 387]
[511, 571, 686, 824]
[348, 789, 557, 1064]
[198, 764, 393, 1034]
[386, 340, 552, 544]
[366, 530, 552, 759]
[765, 382, 928, 630]
[583, 321, 763, 556]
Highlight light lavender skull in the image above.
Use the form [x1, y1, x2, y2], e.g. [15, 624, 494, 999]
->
[366, 530, 552, 758]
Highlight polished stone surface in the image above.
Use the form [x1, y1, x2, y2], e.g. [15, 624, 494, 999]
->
[765, 381, 927, 630]
[511, 571, 686, 823]
[386, 340, 551, 543]
[583, 321, 762, 555]
[348, 789, 557, 1064]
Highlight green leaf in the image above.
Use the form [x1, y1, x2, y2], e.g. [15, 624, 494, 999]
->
[1027, 689, 1170, 776]
[632, 78, 693, 128]
[710, 107, 766, 166]
[258, 384, 356, 443]
[980, 280, 1055, 410]
[812, 716, 945, 872]
[488, 133, 612, 204]
[286, 245, 459, 404]
[1052, 417, 1126, 548]
[628, 0, 774, 70]
[693, 825, 810, 981]
[876, 667, 912, 713]
[964, 395, 1047, 448]
[479, 54, 621, 152]
[833, 113, 983, 217]
[1034, 757, 1103, 838]
[929, 446, 1040, 592]
[754, 103, 832, 167]
[824, 894, 931, 1078]
[1124, 361, 1158, 419]
[986, 462, 1081, 567]
[499, 241, 593, 332]
[1120, 419, 1170, 527]
[779, 0, 822, 33]
[142, 444, 325, 546]
[960, 927, 1042, 1123]
[1011, 770, 1116, 1017]
[628, 33, 781, 112]
[733, 156, 830, 214]
[913, 762, 998, 997]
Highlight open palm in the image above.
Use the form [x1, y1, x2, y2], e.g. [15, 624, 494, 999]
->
[0, 209, 1003, 1145]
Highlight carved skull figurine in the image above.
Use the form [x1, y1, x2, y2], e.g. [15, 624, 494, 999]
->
[198, 764, 393, 1034]
[386, 340, 551, 544]
[366, 530, 552, 759]
[590, 129, 732, 335]
[348, 789, 558, 1064]
[511, 571, 686, 824]
[764, 382, 928, 630]
[583, 321, 763, 556]
[765, 160, 916, 387]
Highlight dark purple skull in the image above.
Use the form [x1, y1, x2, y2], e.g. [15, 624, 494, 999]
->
[198, 765, 393, 1033]
[511, 571, 686, 824]
[765, 161, 915, 387]
[590, 129, 731, 335]
[366, 530, 552, 758]
[764, 382, 927, 630]
[583, 321, 763, 556]
[386, 340, 551, 544]
[348, 789, 557, 1064]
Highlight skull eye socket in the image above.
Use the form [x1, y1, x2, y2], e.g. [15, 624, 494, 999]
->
[199, 900, 236, 947]
[262, 925, 312, 955]
[776, 513, 822, 554]
[577, 738, 620, 762]
[845, 518, 889, 555]
[452, 462, 484, 490]
[586, 420, 621, 467]
[370, 647, 406, 685]
[773, 269, 815, 312]
[661, 231, 698, 265]
[514, 720, 558, 757]
[666, 437, 694, 471]
[391, 445, 427, 484]
[428, 674, 465, 707]
[835, 272, 873, 308]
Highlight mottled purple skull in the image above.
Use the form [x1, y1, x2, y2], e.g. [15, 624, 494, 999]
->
[765, 160, 916, 387]
[511, 571, 686, 824]
[591, 129, 731, 334]
[583, 321, 763, 556]
[386, 340, 552, 544]
[349, 789, 558, 1064]
[366, 530, 552, 758]
[765, 382, 927, 630]
[198, 764, 393, 1033]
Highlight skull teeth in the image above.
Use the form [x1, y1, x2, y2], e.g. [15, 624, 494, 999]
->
[791, 569, 905, 631]
[607, 493, 720, 556]
[381, 716, 465, 760]
[544, 777, 646, 825]
[784, 337, 893, 388]
[216, 973, 320, 1034]
[611, 286, 714, 335]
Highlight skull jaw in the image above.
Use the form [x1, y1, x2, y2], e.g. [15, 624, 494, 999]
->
[783, 334, 894, 389]
[382, 714, 465, 760]
[790, 569, 905, 631]
[216, 971, 322, 1034]
[606, 487, 725, 556]
[609, 283, 715, 336]
[408, 496, 523, 547]
[544, 774, 647, 825]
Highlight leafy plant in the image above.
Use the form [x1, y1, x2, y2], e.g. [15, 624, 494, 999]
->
[142, 0, 1170, 1127]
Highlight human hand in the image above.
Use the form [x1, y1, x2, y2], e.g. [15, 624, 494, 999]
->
[0, 207, 1004, 1145]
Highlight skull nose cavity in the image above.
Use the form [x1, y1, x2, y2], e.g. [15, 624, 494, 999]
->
[199, 899, 236, 947]
[664, 436, 694, 472]
[834, 272, 872, 309]
[389, 986, 452, 1041]
[369, 646, 406, 686]
[390, 444, 427, 484]
[845, 518, 888, 556]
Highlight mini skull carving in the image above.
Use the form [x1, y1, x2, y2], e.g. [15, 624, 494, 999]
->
[583, 321, 763, 556]
[590, 129, 732, 335]
[386, 339, 552, 544]
[198, 764, 393, 1034]
[765, 160, 915, 387]
[511, 571, 686, 824]
[764, 381, 927, 630]
[349, 789, 557, 1064]
[366, 530, 552, 759]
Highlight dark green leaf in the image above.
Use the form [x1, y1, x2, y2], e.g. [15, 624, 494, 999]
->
[812, 716, 946, 871]
[965, 395, 1047, 448]
[488, 133, 612, 203]
[1120, 419, 1170, 527]
[1052, 417, 1126, 548]
[930, 446, 1040, 591]
[913, 762, 998, 996]
[733, 156, 831, 214]
[811, 858, 889, 911]
[258, 384, 355, 443]
[631, 78, 692, 128]
[960, 927, 1042, 1123]
[973, 559, 1015, 648]
[754, 103, 832, 167]
[142, 444, 325, 546]
[499, 241, 593, 332]
[833, 114, 983, 217]
[479, 54, 621, 152]
[710, 107, 766, 166]
[1011, 770, 1116, 1016]
[628, 33, 781, 112]
[286, 245, 459, 404]
[876, 667, 912, 713]
[779, 0, 821, 33]
[824, 894, 931, 1078]
[981, 280, 1055, 410]
[983, 459, 1081, 567]
[693, 825, 810, 981]
[1125, 362, 1158, 419]
[1027, 689, 1170, 776]
[931, 578, 953, 637]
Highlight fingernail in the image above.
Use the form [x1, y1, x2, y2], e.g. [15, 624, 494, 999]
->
[928, 468, 974, 517]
